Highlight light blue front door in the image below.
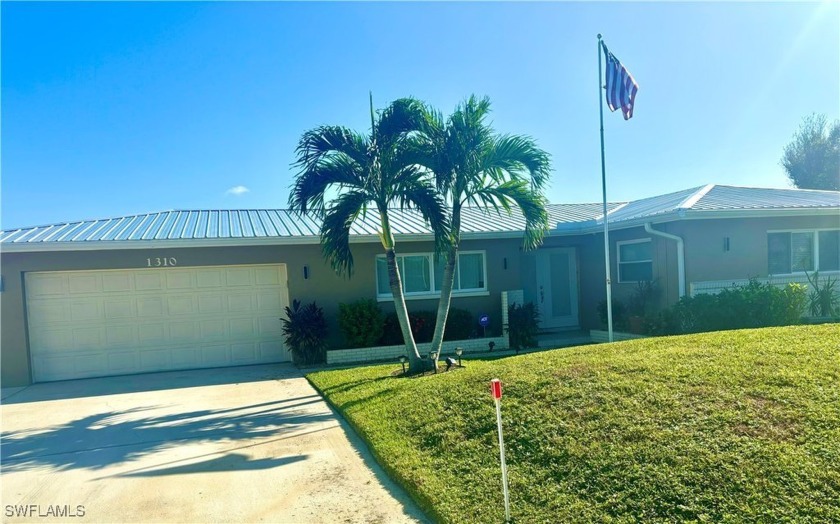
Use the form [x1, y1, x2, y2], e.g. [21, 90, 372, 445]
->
[535, 248, 579, 329]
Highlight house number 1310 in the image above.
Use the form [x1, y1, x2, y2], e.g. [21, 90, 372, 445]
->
[147, 257, 177, 267]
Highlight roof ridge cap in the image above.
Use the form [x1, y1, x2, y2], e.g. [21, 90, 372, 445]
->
[678, 184, 716, 210]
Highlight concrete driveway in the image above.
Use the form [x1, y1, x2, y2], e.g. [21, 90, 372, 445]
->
[1, 364, 427, 523]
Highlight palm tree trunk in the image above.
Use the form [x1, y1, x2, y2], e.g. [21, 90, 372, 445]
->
[430, 206, 461, 362]
[386, 247, 423, 370]
[380, 208, 424, 372]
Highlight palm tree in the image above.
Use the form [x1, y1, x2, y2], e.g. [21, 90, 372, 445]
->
[411, 96, 551, 360]
[289, 95, 449, 373]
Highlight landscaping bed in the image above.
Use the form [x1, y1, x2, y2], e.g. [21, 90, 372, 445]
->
[307, 324, 840, 523]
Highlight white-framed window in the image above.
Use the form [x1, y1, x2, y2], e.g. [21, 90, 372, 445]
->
[768, 229, 840, 275]
[375, 250, 488, 300]
[617, 239, 653, 283]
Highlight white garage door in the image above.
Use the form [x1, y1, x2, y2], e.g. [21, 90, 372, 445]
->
[25, 264, 291, 382]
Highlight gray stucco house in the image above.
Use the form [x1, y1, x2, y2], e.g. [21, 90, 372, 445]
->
[2, 184, 838, 386]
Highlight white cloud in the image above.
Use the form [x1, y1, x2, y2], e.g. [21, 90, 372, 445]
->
[225, 185, 250, 196]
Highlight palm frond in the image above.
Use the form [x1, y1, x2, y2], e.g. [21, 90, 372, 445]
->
[484, 134, 552, 191]
[319, 190, 371, 276]
[375, 98, 427, 150]
[288, 155, 366, 215]
[390, 176, 452, 255]
[294, 126, 370, 171]
[471, 180, 549, 250]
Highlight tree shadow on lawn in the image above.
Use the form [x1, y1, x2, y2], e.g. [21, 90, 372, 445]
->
[0, 395, 332, 473]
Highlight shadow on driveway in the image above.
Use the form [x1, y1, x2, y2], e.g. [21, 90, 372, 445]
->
[1, 364, 300, 405]
[1, 395, 329, 473]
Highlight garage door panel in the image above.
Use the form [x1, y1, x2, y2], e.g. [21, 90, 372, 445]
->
[225, 268, 252, 286]
[135, 272, 164, 291]
[107, 351, 138, 373]
[167, 296, 195, 315]
[106, 325, 136, 347]
[198, 295, 224, 314]
[231, 343, 256, 363]
[137, 297, 165, 317]
[257, 316, 282, 335]
[201, 345, 229, 365]
[165, 271, 193, 289]
[72, 327, 103, 350]
[28, 274, 68, 297]
[140, 349, 170, 370]
[70, 300, 103, 322]
[69, 274, 101, 295]
[104, 298, 135, 320]
[102, 273, 132, 293]
[138, 323, 166, 343]
[196, 269, 224, 288]
[27, 302, 70, 325]
[26, 264, 289, 382]
[227, 294, 254, 312]
[229, 318, 256, 337]
[255, 267, 282, 286]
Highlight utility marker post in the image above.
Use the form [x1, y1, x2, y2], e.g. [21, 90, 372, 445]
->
[490, 379, 511, 523]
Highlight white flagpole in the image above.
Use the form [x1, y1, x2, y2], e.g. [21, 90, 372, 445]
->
[597, 34, 614, 343]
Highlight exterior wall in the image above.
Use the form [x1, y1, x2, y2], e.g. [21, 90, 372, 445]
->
[3, 212, 835, 385]
[0, 236, 524, 386]
[662, 215, 840, 283]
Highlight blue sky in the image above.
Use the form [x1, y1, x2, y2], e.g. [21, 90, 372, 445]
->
[2, 1, 838, 229]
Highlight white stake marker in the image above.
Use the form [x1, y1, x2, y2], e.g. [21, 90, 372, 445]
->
[491, 378, 511, 523]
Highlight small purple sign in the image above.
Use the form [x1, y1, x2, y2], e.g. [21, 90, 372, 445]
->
[479, 314, 490, 327]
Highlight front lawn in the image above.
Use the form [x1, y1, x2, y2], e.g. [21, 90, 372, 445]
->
[307, 325, 840, 523]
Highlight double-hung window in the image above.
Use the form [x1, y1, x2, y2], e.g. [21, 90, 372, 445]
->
[768, 230, 840, 274]
[617, 239, 653, 283]
[375, 251, 487, 300]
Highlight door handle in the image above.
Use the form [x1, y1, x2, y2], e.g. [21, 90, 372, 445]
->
[540, 285, 544, 303]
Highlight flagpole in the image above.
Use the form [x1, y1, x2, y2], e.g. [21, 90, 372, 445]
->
[597, 33, 614, 343]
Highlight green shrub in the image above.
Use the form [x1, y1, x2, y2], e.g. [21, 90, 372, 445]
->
[443, 308, 475, 341]
[668, 279, 806, 334]
[597, 299, 627, 331]
[507, 302, 539, 352]
[805, 271, 839, 317]
[280, 299, 328, 365]
[380, 310, 437, 345]
[338, 299, 384, 348]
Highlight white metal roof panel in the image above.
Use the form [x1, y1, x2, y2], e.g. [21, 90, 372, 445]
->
[2, 185, 837, 248]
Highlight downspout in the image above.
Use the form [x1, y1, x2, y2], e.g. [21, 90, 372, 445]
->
[644, 223, 686, 297]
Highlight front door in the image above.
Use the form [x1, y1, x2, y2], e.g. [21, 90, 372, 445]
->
[535, 248, 579, 329]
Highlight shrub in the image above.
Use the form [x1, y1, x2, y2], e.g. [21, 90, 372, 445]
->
[444, 308, 475, 341]
[597, 299, 627, 331]
[668, 279, 806, 334]
[280, 300, 328, 365]
[338, 299, 384, 348]
[805, 271, 839, 317]
[380, 310, 437, 345]
[507, 302, 539, 352]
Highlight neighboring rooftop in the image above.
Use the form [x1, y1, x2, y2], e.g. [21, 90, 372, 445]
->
[1, 185, 837, 249]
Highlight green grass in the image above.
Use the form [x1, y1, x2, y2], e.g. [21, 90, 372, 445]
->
[307, 325, 840, 523]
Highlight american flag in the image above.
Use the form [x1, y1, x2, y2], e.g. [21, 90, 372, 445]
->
[602, 42, 639, 120]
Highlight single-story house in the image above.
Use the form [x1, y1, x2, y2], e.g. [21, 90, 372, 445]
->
[2, 184, 838, 386]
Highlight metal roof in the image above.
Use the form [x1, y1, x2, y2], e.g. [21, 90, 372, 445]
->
[2, 185, 837, 250]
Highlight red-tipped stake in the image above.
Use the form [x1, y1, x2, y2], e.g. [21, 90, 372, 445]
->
[490, 379, 510, 522]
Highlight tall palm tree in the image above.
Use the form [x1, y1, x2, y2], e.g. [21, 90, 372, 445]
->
[411, 96, 552, 359]
[289, 95, 450, 372]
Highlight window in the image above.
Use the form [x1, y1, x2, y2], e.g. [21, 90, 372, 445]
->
[617, 239, 652, 283]
[375, 251, 487, 299]
[768, 230, 840, 274]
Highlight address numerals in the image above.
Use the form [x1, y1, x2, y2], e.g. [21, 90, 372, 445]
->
[146, 257, 177, 268]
